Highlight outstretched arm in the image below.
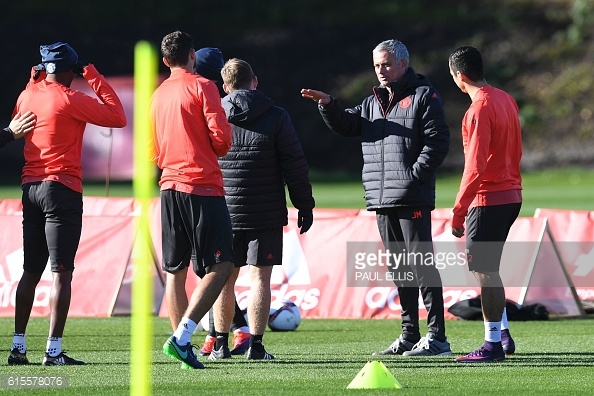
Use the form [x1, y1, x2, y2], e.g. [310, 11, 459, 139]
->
[301, 88, 362, 137]
[300, 89, 331, 105]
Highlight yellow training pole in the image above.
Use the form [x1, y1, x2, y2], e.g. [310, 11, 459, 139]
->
[131, 40, 158, 396]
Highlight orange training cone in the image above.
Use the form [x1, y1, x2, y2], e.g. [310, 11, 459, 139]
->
[346, 361, 403, 389]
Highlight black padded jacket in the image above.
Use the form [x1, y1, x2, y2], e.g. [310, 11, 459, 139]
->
[219, 89, 314, 230]
[319, 67, 450, 210]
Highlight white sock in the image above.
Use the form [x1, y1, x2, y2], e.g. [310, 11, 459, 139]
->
[46, 337, 62, 357]
[484, 322, 501, 342]
[235, 326, 249, 334]
[501, 308, 509, 331]
[173, 317, 197, 345]
[12, 333, 26, 353]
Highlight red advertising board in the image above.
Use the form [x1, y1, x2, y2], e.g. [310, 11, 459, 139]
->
[158, 208, 583, 320]
[0, 198, 584, 319]
[534, 209, 594, 302]
[0, 198, 135, 317]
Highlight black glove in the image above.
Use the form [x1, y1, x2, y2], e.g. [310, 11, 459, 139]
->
[33, 64, 45, 80]
[297, 211, 313, 234]
[73, 59, 89, 77]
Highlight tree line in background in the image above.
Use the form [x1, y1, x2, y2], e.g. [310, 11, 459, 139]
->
[1, 0, 592, 182]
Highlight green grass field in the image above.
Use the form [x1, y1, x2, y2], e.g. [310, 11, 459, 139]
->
[0, 168, 592, 394]
[1, 168, 592, 217]
[0, 317, 592, 395]
[309, 167, 594, 216]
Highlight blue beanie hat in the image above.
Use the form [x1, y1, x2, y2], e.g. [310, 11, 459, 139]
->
[40, 42, 78, 74]
[195, 47, 224, 81]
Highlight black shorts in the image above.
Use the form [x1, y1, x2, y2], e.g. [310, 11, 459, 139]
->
[233, 228, 283, 267]
[466, 202, 522, 272]
[160, 190, 234, 275]
[22, 181, 83, 273]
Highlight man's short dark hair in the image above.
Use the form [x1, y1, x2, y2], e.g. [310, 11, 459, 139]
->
[161, 31, 194, 67]
[449, 46, 484, 82]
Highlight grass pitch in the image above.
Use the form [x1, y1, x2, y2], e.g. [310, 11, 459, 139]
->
[0, 169, 592, 394]
[0, 317, 592, 395]
[1, 167, 594, 217]
[311, 167, 594, 216]
[58, 167, 594, 216]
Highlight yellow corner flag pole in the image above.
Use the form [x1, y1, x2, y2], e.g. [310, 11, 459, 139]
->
[131, 40, 158, 396]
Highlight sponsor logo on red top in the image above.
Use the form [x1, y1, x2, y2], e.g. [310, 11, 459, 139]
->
[399, 97, 412, 109]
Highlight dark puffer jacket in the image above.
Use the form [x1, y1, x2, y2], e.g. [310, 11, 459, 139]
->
[219, 89, 314, 230]
[319, 67, 450, 210]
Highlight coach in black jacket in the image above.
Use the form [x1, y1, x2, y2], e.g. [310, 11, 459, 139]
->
[302, 39, 451, 357]
[216, 58, 314, 360]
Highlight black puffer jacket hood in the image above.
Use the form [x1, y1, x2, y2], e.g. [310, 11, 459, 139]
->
[220, 89, 314, 230]
[223, 89, 273, 126]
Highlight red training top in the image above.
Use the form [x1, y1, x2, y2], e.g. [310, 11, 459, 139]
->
[15, 65, 127, 193]
[149, 68, 232, 196]
[452, 85, 523, 229]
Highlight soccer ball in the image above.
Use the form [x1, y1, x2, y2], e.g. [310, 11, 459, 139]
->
[268, 299, 301, 331]
[198, 312, 210, 332]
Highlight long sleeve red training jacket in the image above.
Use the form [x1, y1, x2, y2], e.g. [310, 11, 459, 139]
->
[452, 85, 522, 229]
[149, 68, 232, 196]
[15, 65, 127, 193]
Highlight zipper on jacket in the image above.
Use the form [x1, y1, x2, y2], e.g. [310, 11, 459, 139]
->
[374, 90, 394, 205]
[380, 129, 385, 205]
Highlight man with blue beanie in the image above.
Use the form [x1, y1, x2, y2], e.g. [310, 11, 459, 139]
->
[195, 47, 225, 81]
[9, 41, 126, 366]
